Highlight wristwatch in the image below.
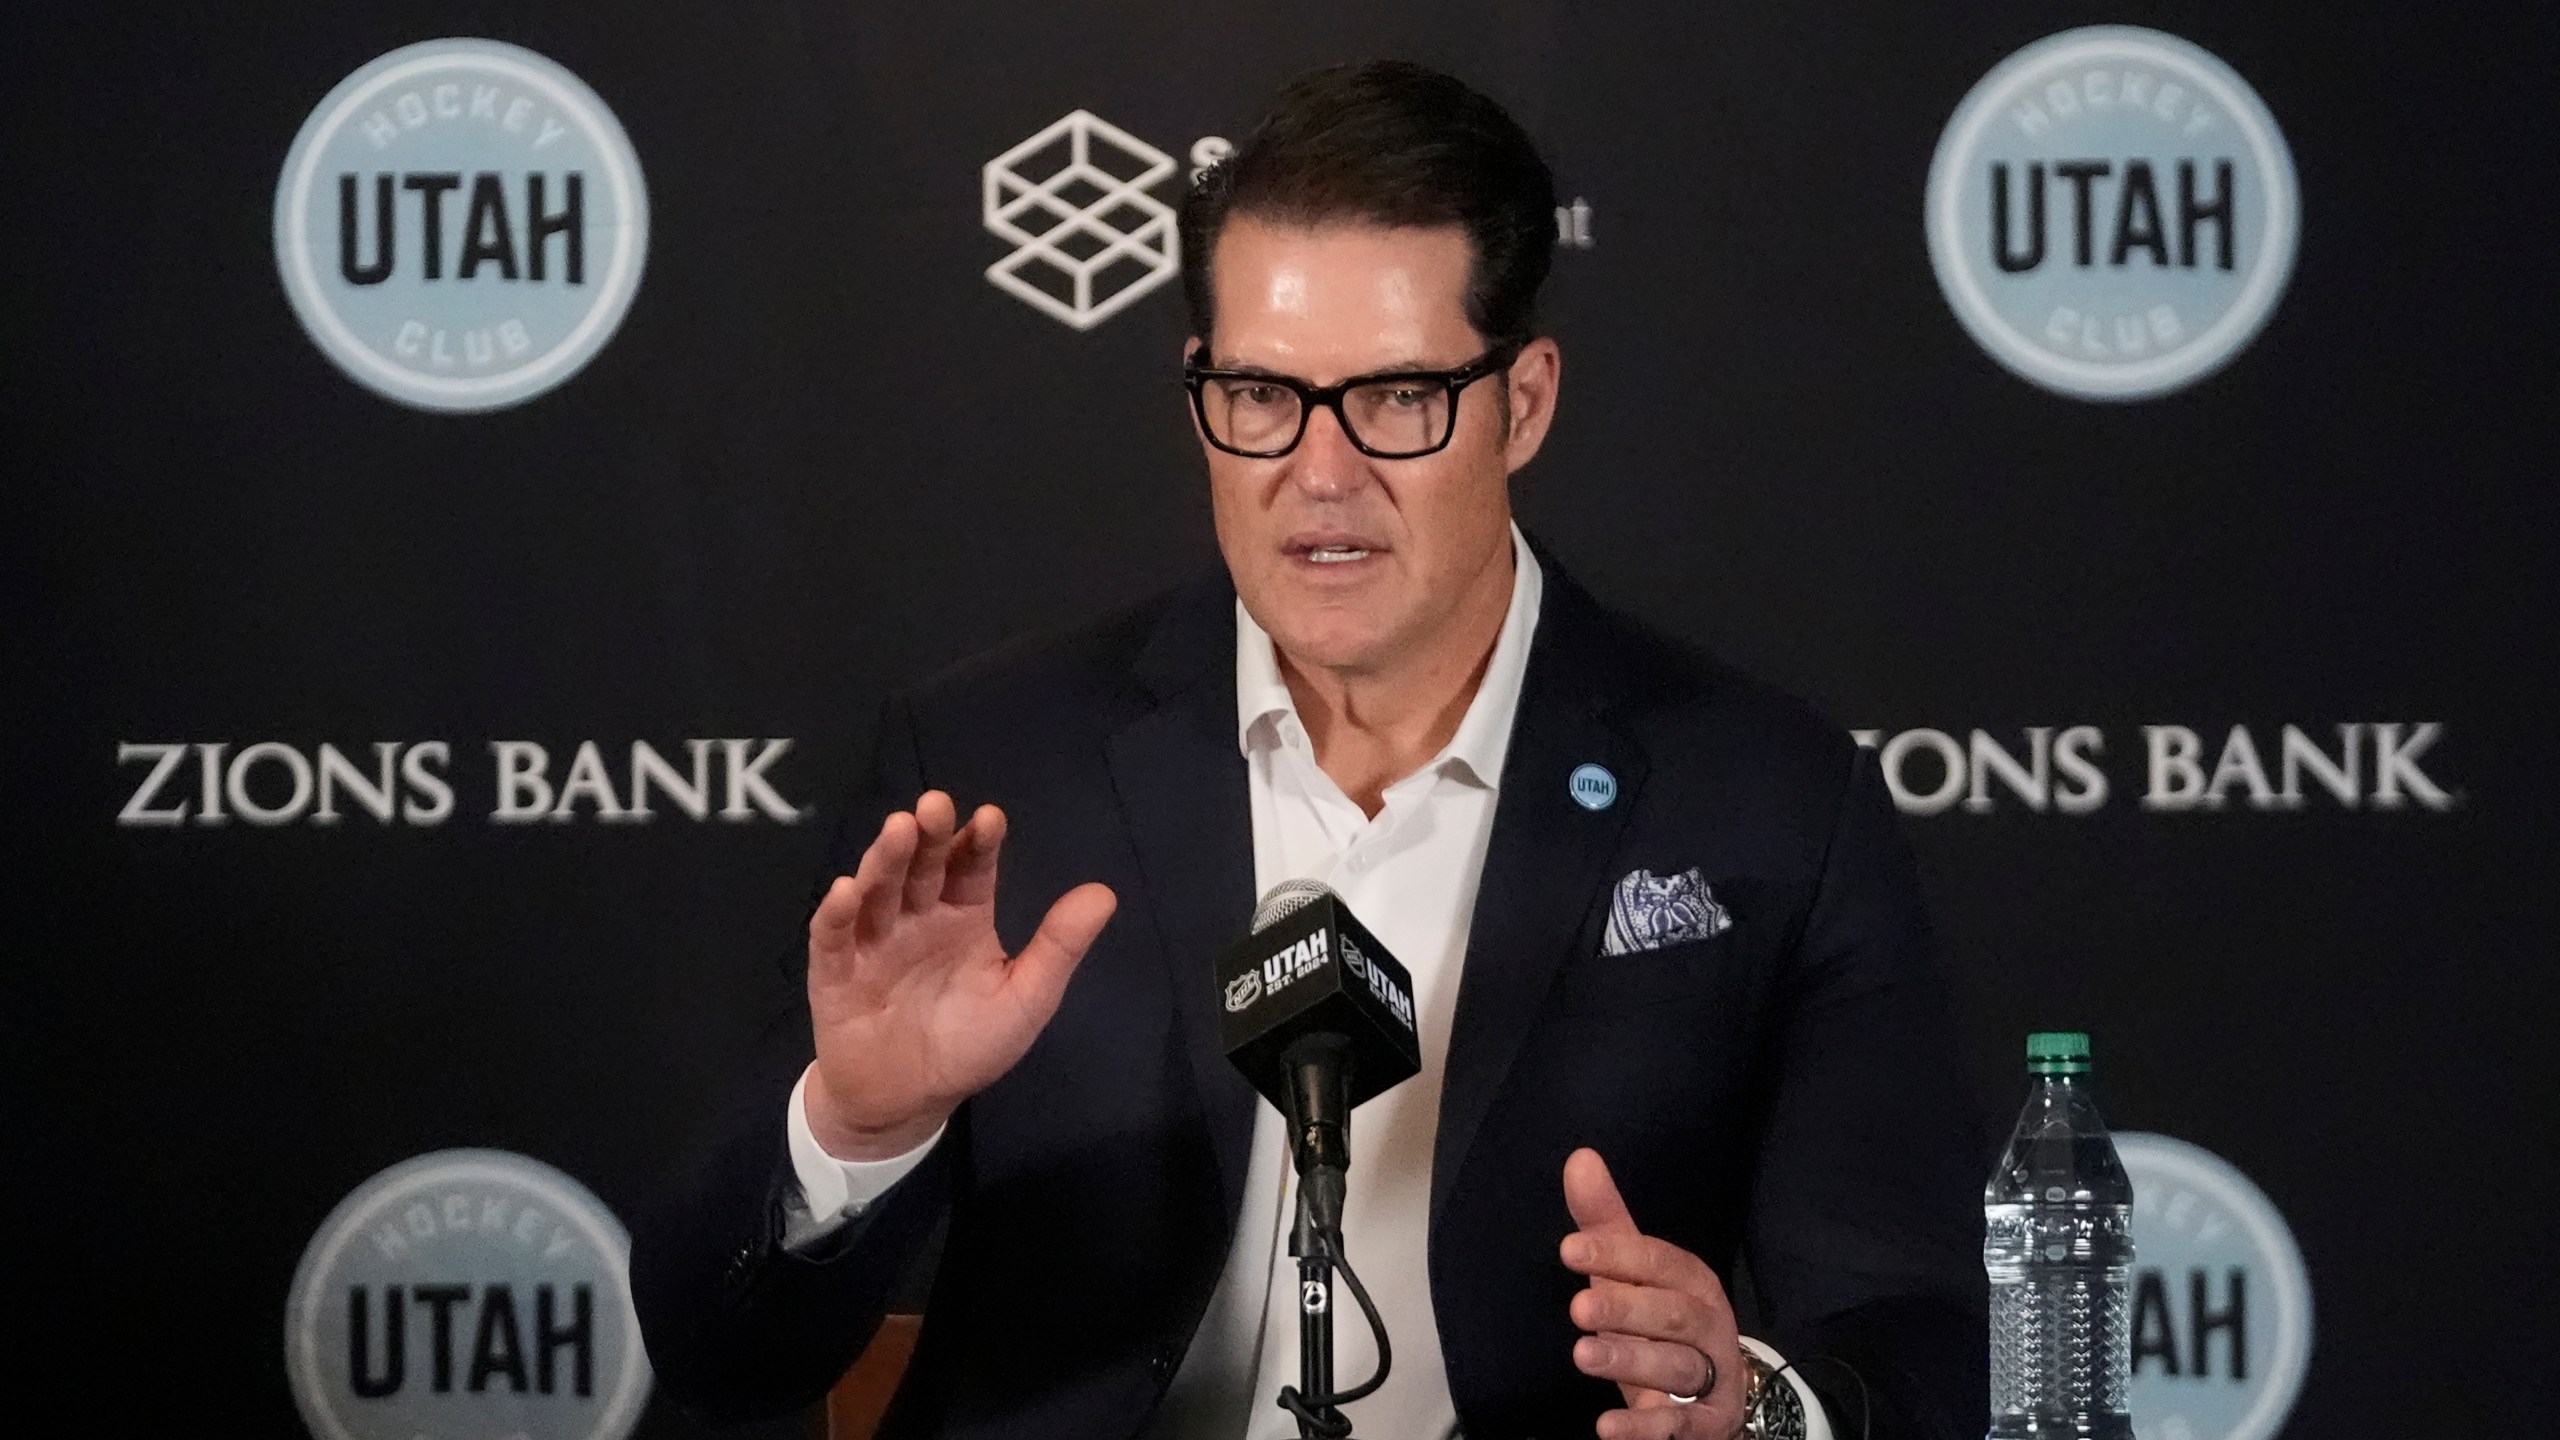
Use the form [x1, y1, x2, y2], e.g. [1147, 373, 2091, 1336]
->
[1739, 1347, 1807, 1440]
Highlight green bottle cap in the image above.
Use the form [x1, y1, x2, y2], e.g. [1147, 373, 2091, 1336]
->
[2026, 1031, 2091, 1074]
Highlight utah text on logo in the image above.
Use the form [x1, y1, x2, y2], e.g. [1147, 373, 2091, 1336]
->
[1340, 934, 1416, 1032]
[1926, 27, 2297, 400]
[982, 111, 1181, 331]
[2116, 1133, 2312, 1440]
[275, 39, 648, 411]
[1260, 928, 1330, 1000]
[283, 1149, 651, 1440]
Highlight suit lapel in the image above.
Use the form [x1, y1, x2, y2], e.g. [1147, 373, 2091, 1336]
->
[1432, 566, 1649, 1227]
[1104, 575, 1260, 1222]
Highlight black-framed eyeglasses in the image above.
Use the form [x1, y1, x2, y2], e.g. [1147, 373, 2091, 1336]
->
[1183, 343, 1522, 459]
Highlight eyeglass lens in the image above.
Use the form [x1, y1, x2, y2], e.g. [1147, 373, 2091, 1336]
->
[1199, 377, 1453, 457]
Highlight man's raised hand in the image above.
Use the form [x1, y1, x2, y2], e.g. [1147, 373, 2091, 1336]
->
[803, 790, 1116, 1160]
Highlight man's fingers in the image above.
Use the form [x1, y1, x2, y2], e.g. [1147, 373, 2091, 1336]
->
[1007, 882, 1118, 1019]
[900, 791, 960, 911]
[942, 804, 1007, 908]
[856, 810, 920, 933]
[1574, 1334, 1715, 1402]
[816, 810, 917, 948]
[812, 873, 863, 941]
[1565, 1146, 1639, 1235]
[858, 809, 917, 899]
[1596, 1401, 1724, 1440]
[1559, 1150, 1740, 1440]
[1563, 1229, 1713, 1292]
[1571, 1279, 1715, 1348]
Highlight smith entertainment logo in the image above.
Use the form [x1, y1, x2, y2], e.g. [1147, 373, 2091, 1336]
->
[275, 39, 648, 411]
[984, 112, 1599, 330]
[284, 1149, 650, 1440]
[113, 739, 798, 827]
[983, 111, 1188, 331]
[2116, 1133, 2312, 1440]
[1926, 27, 2296, 400]
[1849, 723, 2456, 816]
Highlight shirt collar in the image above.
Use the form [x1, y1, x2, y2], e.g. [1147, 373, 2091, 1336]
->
[1234, 522, 1544, 791]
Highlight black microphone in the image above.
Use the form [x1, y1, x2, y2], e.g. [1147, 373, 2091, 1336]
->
[1217, 879, 1422, 1228]
[1219, 880, 1420, 1437]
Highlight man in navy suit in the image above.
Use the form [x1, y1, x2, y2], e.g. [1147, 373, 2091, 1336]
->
[633, 61, 1985, 1440]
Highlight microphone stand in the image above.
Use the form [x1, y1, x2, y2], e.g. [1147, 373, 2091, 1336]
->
[1280, 1035, 1355, 1438]
[1289, 1165, 1348, 1437]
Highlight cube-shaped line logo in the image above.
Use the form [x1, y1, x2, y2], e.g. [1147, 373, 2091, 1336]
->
[983, 110, 1180, 331]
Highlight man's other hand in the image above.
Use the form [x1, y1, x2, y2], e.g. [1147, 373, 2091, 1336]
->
[1562, 1147, 1747, 1440]
[804, 790, 1117, 1159]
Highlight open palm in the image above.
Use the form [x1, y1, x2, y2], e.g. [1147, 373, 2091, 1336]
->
[803, 790, 1117, 1159]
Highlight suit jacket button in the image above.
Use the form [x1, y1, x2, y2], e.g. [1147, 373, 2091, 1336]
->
[1146, 1345, 1178, 1380]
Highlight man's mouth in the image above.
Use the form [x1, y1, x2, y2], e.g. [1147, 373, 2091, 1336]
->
[1287, 532, 1385, 567]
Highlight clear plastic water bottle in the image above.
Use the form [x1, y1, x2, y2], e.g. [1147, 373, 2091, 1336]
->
[1985, 1032, 2134, 1440]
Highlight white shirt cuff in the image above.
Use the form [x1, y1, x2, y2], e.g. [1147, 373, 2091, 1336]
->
[782, 1066, 944, 1251]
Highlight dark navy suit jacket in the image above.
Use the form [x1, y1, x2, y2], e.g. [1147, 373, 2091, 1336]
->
[632, 549, 1990, 1440]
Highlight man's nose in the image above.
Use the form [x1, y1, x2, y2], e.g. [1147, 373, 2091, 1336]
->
[1286, 403, 1371, 501]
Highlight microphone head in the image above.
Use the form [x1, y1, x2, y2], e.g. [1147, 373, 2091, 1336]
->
[1251, 878, 1332, 934]
[1218, 888, 1421, 1114]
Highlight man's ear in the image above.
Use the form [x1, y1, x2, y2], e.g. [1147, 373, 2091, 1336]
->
[1181, 337, 1210, 445]
[1501, 337, 1563, 474]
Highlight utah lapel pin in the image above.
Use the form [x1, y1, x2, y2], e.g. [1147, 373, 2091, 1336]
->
[1568, 762, 1618, 812]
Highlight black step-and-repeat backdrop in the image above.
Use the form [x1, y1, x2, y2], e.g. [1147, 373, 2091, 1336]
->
[11, 3, 2554, 1438]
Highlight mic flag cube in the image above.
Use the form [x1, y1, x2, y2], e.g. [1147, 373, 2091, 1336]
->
[1217, 890, 1422, 1113]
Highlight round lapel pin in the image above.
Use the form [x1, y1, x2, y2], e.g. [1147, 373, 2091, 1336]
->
[1568, 763, 1618, 811]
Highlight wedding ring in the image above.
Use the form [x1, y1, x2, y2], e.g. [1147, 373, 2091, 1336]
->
[1666, 1350, 1716, 1404]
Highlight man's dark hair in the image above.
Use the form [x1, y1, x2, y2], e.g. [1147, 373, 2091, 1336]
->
[1178, 60, 1557, 353]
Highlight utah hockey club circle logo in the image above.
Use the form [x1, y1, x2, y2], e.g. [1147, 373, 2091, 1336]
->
[982, 111, 1181, 330]
[1926, 28, 2297, 401]
[283, 1149, 651, 1440]
[2116, 1132, 2313, 1440]
[274, 39, 649, 411]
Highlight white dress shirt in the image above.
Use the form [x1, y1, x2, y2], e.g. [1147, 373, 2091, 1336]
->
[784, 526, 1544, 1437]
[1143, 523, 1542, 1439]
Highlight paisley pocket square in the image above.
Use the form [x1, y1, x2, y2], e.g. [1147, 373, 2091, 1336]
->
[1602, 866, 1732, 955]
